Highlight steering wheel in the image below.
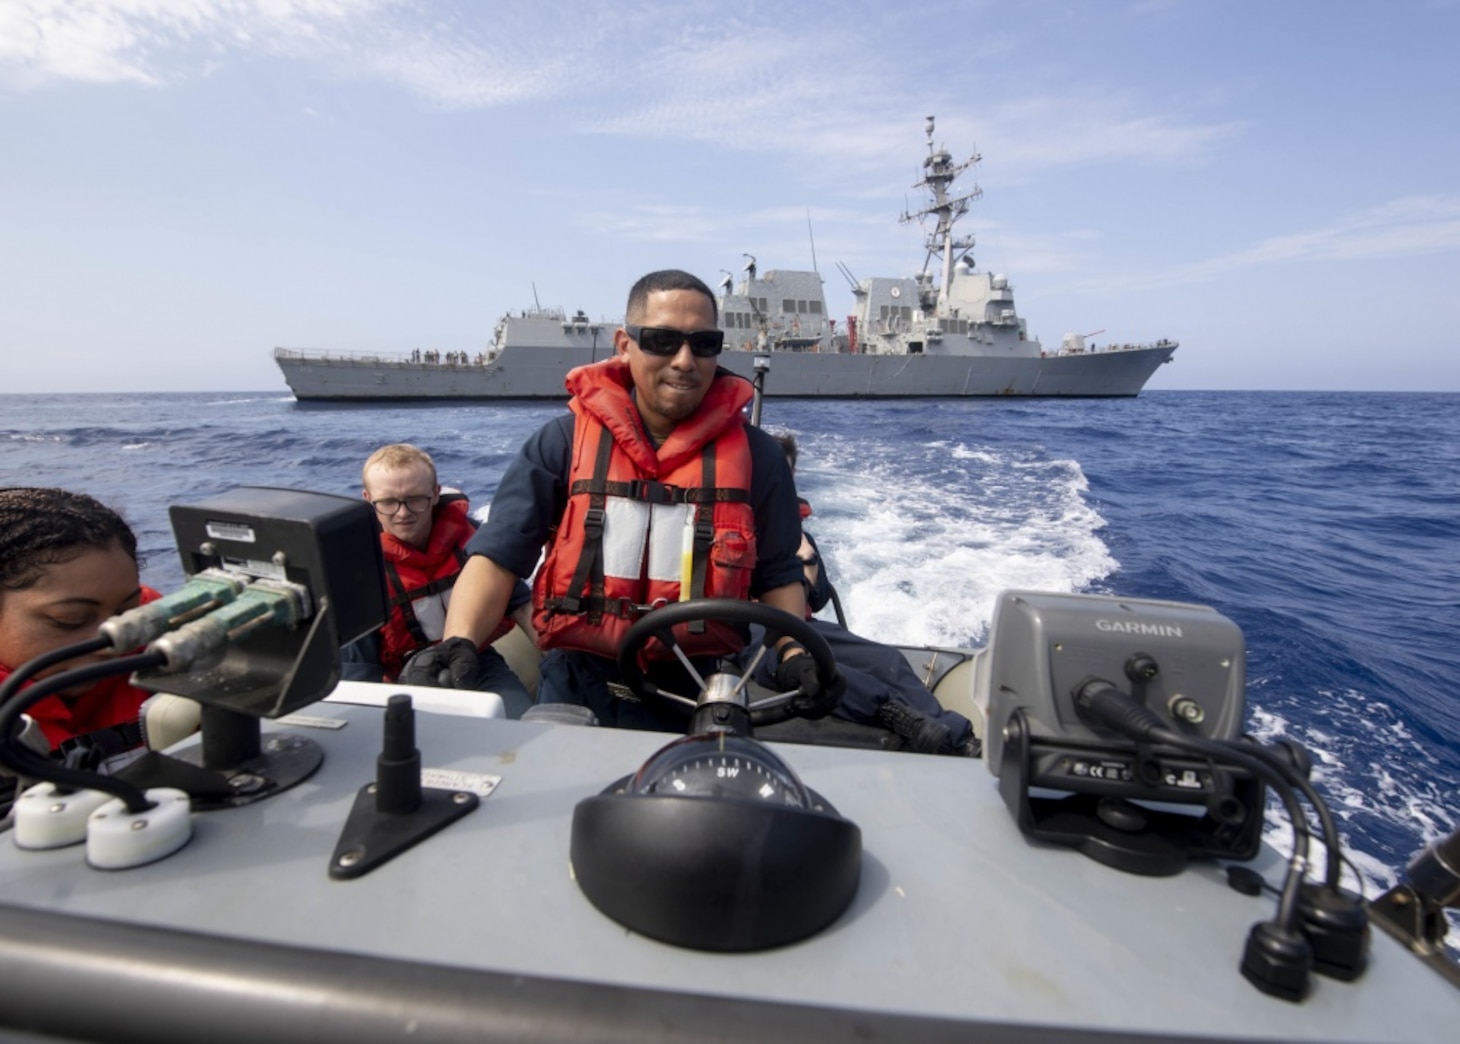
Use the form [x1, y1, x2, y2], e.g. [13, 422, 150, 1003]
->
[616, 599, 841, 727]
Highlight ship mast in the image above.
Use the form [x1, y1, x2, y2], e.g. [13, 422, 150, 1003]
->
[900, 115, 981, 315]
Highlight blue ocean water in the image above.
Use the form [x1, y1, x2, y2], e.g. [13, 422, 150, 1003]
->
[3, 389, 1457, 901]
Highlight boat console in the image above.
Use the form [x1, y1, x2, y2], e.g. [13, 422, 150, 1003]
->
[1, 488, 1455, 1042]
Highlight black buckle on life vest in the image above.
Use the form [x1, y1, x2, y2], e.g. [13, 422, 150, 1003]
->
[610, 597, 671, 619]
[583, 506, 606, 536]
[627, 479, 677, 505]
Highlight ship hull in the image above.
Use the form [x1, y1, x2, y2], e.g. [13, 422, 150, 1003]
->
[275, 117, 1180, 404]
[275, 343, 1174, 402]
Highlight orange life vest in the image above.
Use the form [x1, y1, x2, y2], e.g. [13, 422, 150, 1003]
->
[533, 357, 757, 661]
[378, 497, 510, 681]
[4, 586, 162, 749]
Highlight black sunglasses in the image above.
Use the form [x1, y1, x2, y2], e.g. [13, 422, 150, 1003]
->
[625, 324, 725, 358]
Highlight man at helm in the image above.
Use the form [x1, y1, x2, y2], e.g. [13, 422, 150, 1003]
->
[402, 270, 834, 728]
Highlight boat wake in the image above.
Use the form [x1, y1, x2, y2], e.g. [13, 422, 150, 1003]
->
[791, 431, 1114, 647]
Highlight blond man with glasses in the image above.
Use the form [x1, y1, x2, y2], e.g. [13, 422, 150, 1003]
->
[342, 443, 534, 717]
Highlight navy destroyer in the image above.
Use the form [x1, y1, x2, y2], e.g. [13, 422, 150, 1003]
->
[274, 117, 1177, 400]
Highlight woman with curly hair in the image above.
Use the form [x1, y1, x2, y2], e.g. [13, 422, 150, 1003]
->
[0, 487, 158, 762]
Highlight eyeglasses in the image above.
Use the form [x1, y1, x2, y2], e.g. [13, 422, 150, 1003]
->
[372, 495, 432, 515]
[625, 324, 724, 358]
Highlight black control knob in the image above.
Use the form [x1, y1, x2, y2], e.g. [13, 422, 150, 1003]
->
[1125, 653, 1160, 683]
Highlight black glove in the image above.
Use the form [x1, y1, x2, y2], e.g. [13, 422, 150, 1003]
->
[399, 637, 479, 689]
[773, 643, 841, 719]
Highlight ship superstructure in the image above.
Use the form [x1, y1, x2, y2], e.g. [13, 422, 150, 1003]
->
[275, 117, 1176, 400]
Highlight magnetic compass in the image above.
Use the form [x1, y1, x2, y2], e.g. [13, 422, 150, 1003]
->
[571, 732, 860, 952]
[629, 733, 815, 808]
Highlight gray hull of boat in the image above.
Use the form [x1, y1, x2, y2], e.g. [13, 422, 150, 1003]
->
[275, 342, 1175, 401]
[2, 701, 1452, 1042]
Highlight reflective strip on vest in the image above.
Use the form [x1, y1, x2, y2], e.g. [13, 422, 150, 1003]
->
[409, 588, 452, 643]
[602, 500, 694, 585]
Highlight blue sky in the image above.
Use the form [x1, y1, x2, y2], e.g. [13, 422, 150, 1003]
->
[4, 0, 1458, 393]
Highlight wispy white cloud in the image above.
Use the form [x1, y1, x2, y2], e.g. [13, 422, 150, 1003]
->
[964, 95, 1247, 177]
[589, 203, 724, 243]
[1223, 196, 1460, 265]
[0, 0, 387, 87]
[1123, 0, 1189, 19]
[579, 38, 1242, 201]
[1, 0, 1242, 181]
[586, 18, 887, 147]
[587, 202, 876, 249]
[0, 0, 576, 103]
[348, 15, 575, 109]
[1072, 195, 1460, 294]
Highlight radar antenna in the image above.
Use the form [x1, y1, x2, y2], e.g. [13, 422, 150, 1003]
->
[806, 209, 820, 278]
[899, 115, 981, 314]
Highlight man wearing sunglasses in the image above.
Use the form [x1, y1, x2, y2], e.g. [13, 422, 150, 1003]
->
[402, 270, 836, 729]
[343, 443, 534, 717]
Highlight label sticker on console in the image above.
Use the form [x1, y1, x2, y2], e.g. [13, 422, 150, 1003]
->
[205, 520, 257, 543]
[423, 768, 501, 798]
[275, 714, 348, 730]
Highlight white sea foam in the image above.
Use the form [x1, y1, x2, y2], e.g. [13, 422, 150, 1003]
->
[1248, 692, 1458, 955]
[795, 435, 1116, 647]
